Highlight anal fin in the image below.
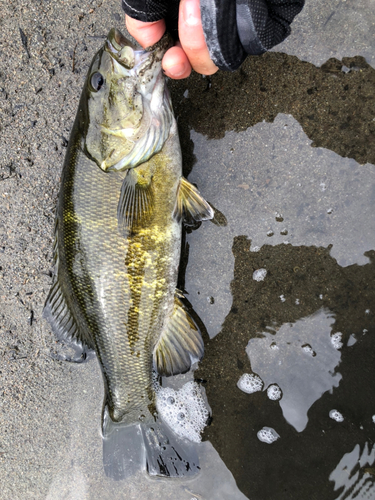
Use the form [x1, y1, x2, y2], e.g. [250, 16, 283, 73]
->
[173, 177, 214, 224]
[153, 292, 204, 377]
[43, 279, 95, 363]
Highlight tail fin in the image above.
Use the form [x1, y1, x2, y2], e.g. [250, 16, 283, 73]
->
[102, 410, 145, 481]
[102, 407, 200, 479]
[142, 420, 200, 477]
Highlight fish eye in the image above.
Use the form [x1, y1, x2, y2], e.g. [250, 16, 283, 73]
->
[90, 72, 104, 92]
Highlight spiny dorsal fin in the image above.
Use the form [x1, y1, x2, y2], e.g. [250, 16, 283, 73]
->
[153, 292, 204, 376]
[43, 278, 95, 354]
[117, 168, 154, 234]
[173, 177, 214, 224]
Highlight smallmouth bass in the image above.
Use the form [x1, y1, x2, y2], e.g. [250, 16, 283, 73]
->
[44, 29, 213, 477]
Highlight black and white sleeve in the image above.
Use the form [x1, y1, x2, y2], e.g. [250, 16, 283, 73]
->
[121, 0, 305, 71]
[201, 0, 305, 71]
[121, 0, 180, 38]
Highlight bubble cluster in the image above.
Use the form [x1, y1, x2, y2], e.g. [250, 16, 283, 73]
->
[267, 384, 282, 401]
[302, 344, 316, 357]
[331, 332, 343, 350]
[237, 373, 263, 394]
[253, 268, 267, 282]
[257, 427, 280, 444]
[329, 410, 344, 422]
[156, 381, 209, 443]
[280, 295, 286, 302]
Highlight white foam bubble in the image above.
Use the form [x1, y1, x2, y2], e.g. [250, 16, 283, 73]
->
[253, 268, 267, 281]
[295, 298, 300, 305]
[302, 344, 316, 357]
[250, 245, 260, 252]
[280, 295, 286, 302]
[237, 373, 263, 394]
[329, 410, 344, 422]
[155, 381, 209, 443]
[267, 384, 282, 401]
[257, 427, 280, 444]
[331, 332, 343, 350]
[372, 415, 375, 424]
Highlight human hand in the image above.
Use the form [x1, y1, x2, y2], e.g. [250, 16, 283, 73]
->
[125, 0, 218, 79]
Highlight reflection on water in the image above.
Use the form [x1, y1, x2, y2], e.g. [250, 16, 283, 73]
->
[246, 309, 342, 432]
[270, 0, 375, 69]
[196, 235, 375, 499]
[186, 118, 375, 498]
[330, 443, 375, 499]
[169, 55, 375, 168]
[184, 117, 375, 338]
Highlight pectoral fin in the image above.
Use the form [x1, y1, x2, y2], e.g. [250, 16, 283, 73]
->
[117, 167, 154, 234]
[153, 292, 204, 376]
[173, 177, 214, 224]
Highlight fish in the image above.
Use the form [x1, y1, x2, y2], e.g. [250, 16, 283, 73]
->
[43, 28, 214, 478]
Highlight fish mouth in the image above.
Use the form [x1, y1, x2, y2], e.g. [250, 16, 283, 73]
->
[105, 28, 173, 73]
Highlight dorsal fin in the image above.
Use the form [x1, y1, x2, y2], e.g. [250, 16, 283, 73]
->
[43, 219, 95, 362]
[153, 292, 204, 376]
[117, 167, 154, 234]
[173, 177, 214, 224]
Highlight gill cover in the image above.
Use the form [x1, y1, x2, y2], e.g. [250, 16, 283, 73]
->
[85, 29, 174, 172]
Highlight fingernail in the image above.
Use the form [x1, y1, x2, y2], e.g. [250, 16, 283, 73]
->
[164, 62, 188, 77]
[182, 0, 201, 26]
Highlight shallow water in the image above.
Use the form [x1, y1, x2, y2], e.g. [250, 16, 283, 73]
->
[184, 116, 375, 500]
[1, 0, 375, 498]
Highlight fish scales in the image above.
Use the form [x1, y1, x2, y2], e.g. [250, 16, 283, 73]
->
[44, 29, 214, 477]
[59, 133, 181, 422]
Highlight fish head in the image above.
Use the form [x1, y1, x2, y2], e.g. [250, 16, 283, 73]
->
[84, 28, 174, 172]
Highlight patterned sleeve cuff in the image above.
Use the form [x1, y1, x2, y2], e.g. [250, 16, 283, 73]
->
[121, 0, 168, 23]
[201, 0, 305, 71]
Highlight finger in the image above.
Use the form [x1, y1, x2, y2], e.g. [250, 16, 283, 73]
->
[179, 0, 218, 75]
[125, 16, 166, 48]
[162, 45, 192, 79]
